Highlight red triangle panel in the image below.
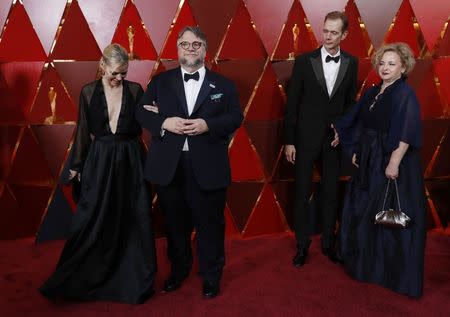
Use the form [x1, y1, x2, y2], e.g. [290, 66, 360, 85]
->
[246, 64, 285, 120]
[0, 126, 22, 181]
[29, 64, 77, 124]
[434, 59, 450, 111]
[243, 184, 287, 237]
[410, 0, 450, 51]
[245, 0, 293, 56]
[0, 62, 44, 123]
[0, 2, 46, 61]
[229, 127, 265, 181]
[50, 0, 101, 61]
[134, 0, 180, 54]
[189, 0, 240, 59]
[31, 125, 75, 178]
[224, 205, 240, 237]
[215, 60, 265, 110]
[384, 0, 422, 57]
[218, 1, 267, 60]
[53, 61, 99, 107]
[8, 184, 53, 238]
[226, 181, 264, 232]
[111, 0, 158, 60]
[341, 0, 371, 58]
[0, 186, 21, 239]
[409, 61, 443, 119]
[245, 121, 283, 178]
[272, 0, 317, 60]
[126, 60, 156, 89]
[159, 1, 197, 60]
[8, 127, 54, 186]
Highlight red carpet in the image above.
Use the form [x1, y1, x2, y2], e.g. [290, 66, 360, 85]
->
[1, 232, 449, 317]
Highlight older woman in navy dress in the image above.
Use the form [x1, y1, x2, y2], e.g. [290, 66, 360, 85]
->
[335, 42, 426, 298]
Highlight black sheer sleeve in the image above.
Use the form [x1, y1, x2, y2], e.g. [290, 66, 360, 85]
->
[70, 86, 92, 172]
[386, 82, 422, 152]
[127, 80, 144, 102]
[136, 75, 168, 137]
[126, 81, 144, 135]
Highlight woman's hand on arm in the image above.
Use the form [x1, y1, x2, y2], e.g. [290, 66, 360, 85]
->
[143, 101, 159, 113]
[284, 145, 296, 164]
[352, 153, 359, 168]
[69, 169, 81, 181]
[331, 124, 340, 147]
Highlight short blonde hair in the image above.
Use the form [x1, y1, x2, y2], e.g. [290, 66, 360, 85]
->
[97, 43, 129, 79]
[102, 43, 129, 66]
[371, 42, 415, 74]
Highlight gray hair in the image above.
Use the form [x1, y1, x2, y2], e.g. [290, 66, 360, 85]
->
[177, 26, 208, 49]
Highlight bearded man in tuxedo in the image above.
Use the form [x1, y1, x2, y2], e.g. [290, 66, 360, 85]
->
[136, 26, 243, 298]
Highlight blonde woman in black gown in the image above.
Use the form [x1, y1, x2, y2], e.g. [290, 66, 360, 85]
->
[40, 44, 156, 304]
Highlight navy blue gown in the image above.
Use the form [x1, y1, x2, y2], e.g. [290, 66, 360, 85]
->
[335, 78, 426, 298]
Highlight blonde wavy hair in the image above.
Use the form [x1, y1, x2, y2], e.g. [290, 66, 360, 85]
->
[371, 42, 416, 75]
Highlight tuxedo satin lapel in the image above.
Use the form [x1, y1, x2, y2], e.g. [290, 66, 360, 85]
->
[192, 75, 213, 115]
[310, 55, 328, 95]
[330, 55, 349, 99]
[171, 68, 189, 116]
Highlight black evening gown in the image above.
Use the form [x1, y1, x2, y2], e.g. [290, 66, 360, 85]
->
[336, 78, 426, 298]
[40, 80, 156, 304]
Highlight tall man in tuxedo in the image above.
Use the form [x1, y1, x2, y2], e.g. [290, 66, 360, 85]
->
[136, 26, 243, 298]
[283, 11, 358, 267]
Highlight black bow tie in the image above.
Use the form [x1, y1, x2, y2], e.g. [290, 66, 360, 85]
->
[184, 71, 199, 82]
[325, 55, 340, 63]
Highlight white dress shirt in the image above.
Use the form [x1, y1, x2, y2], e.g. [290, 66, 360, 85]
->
[181, 65, 206, 151]
[321, 46, 341, 96]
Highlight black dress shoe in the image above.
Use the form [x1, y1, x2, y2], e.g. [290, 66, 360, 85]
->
[202, 281, 220, 298]
[292, 247, 309, 267]
[162, 274, 188, 292]
[321, 247, 343, 264]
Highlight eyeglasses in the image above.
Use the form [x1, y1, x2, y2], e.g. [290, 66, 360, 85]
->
[107, 69, 128, 77]
[178, 41, 204, 51]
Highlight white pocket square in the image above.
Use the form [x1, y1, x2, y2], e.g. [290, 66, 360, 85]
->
[210, 93, 223, 101]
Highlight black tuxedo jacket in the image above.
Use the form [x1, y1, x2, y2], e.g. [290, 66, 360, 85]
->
[283, 48, 358, 151]
[136, 67, 243, 190]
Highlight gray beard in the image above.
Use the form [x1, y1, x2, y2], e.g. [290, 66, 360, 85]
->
[179, 57, 204, 69]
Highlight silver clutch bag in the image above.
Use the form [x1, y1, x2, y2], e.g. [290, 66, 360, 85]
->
[374, 179, 411, 228]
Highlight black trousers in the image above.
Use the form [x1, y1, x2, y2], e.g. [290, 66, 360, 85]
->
[294, 128, 340, 249]
[156, 152, 226, 283]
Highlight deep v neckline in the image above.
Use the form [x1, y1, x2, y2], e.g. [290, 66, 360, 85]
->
[102, 83, 125, 135]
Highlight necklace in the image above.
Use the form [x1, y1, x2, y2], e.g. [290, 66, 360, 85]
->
[380, 76, 401, 91]
[368, 94, 380, 111]
[369, 78, 400, 111]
